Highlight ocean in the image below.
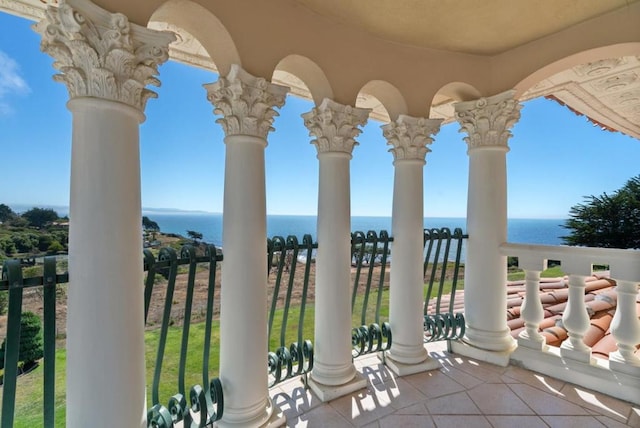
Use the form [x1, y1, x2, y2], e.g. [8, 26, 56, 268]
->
[145, 212, 567, 248]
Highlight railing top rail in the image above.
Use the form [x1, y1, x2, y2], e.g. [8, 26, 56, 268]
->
[500, 242, 640, 280]
[0, 273, 69, 291]
[500, 242, 640, 260]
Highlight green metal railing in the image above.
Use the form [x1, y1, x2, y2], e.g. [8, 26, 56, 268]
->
[143, 245, 224, 427]
[350, 231, 392, 357]
[0, 257, 64, 428]
[266, 235, 316, 387]
[423, 227, 467, 342]
[0, 227, 467, 424]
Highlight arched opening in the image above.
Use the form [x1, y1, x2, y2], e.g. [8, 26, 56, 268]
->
[148, 0, 240, 76]
[357, 80, 408, 123]
[272, 54, 333, 106]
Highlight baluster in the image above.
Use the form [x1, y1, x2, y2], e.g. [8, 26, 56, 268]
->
[609, 279, 640, 375]
[560, 274, 593, 363]
[519, 269, 546, 349]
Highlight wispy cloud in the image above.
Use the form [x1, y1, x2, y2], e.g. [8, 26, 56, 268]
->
[0, 50, 30, 115]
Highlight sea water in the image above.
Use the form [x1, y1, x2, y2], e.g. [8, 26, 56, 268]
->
[145, 212, 566, 248]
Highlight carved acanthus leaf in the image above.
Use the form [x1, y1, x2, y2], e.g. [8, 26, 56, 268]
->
[454, 90, 522, 150]
[382, 115, 442, 162]
[33, 0, 175, 111]
[302, 99, 370, 154]
[204, 65, 289, 138]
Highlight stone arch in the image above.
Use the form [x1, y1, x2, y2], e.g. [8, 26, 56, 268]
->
[272, 55, 333, 105]
[432, 82, 482, 104]
[514, 42, 640, 97]
[429, 82, 482, 123]
[148, 0, 240, 76]
[356, 80, 408, 123]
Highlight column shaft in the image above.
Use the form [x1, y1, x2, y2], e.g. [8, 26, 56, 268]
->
[66, 98, 146, 427]
[465, 147, 511, 339]
[388, 160, 428, 362]
[218, 134, 273, 424]
[313, 152, 355, 385]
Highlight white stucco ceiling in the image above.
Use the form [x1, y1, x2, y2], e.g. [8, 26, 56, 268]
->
[291, 0, 636, 55]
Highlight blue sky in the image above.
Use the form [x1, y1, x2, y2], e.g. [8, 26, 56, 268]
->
[1, 12, 639, 219]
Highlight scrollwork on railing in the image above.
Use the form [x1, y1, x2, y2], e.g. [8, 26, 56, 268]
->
[267, 340, 314, 387]
[423, 312, 465, 342]
[147, 377, 224, 427]
[351, 322, 392, 358]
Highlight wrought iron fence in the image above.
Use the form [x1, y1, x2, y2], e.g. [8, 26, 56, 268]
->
[0, 227, 467, 425]
[0, 257, 63, 428]
[423, 227, 467, 342]
[266, 235, 316, 387]
[350, 230, 392, 357]
[143, 245, 224, 427]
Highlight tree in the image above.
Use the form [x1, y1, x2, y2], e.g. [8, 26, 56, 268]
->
[562, 175, 640, 249]
[187, 230, 203, 244]
[142, 216, 160, 232]
[0, 204, 16, 222]
[0, 311, 44, 371]
[21, 207, 59, 229]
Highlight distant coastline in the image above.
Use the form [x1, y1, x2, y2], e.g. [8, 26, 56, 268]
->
[4, 204, 567, 249]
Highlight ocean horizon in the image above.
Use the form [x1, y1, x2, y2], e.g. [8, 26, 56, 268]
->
[144, 212, 567, 248]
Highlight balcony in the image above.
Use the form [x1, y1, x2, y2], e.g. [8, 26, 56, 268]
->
[1, 229, 638, 427]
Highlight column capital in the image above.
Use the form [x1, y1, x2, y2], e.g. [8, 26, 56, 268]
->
[302, 98, 370, 155]
[454, 90, 522, 150]
[382, 115, 443, 162]
[204, 64, 289, 139]
[33, 0, 175, 111]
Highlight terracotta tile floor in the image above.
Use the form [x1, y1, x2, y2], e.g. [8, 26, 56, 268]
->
[270, 342, 640, 427]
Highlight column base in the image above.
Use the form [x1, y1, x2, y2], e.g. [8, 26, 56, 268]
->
[216, 398, 285, 428]
[381, 350, 440, 376]
[307, 372, 367, 402]
[463, 325, 517, 353]
[449, 339, 513, 367]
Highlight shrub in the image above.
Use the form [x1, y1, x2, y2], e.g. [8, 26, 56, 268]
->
[0, 311, 44, 371]
[47, 241, 64, 254]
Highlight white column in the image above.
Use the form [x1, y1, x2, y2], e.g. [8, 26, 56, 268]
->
[302, 98, 369, 401]
[451, 91, 521, 362]
[34, 1, 174, 426]
[382, 115, 442, 375]
[205, 65, 288, 427]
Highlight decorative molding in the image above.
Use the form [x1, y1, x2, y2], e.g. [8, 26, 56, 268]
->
[455, 90, 522, 150]
[32, 0, 175, 111]
[302, 98, 370, 154]
[382, 115, 442, 162]
[204, 65, 289, 138]
[0, 0, 47, 20]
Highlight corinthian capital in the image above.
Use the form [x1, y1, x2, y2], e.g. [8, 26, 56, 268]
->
[382, 115, 442, 162]
[302, 99, 370, 155]
[33, 0, 175, 111]
[454, 90, 522, 150]
[204, 65, 289, 139]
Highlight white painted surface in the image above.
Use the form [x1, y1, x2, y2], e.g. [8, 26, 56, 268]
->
[66, 97, 147, 427]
